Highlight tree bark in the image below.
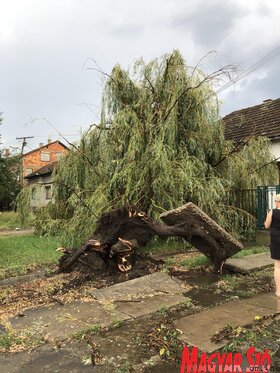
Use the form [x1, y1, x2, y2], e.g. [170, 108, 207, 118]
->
[160, 202, 243, 272]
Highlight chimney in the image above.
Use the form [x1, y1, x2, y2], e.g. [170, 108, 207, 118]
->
[5, 148, 10, 157]
[48, 138, 52, 144]
[39, 143, 44, 148]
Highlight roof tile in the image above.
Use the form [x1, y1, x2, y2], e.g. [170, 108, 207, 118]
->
[24, 161, 57, 179]
[223, 98, 280, 142]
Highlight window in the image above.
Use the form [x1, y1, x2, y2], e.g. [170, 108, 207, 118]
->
[45, 185, 52, 199]
[31, 187, 36, 199]
[56, 152, 63, 160]
[40, 152, 50, 162]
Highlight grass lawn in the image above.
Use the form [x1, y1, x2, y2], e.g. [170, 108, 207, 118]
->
[0, 230, 269, 280]
[142, 239, 268, 270]
[0, 235, 62, 279]
[232, 245, 268, 258]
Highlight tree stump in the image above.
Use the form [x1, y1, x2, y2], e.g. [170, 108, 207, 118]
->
[160, 202, 243, 272]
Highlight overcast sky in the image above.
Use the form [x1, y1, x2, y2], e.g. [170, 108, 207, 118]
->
[1, 0, 280, 153]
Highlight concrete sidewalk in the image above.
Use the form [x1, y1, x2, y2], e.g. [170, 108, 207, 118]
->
[174, 292, 279, 352]
[7, 270, 278, 353]
[1, 254, 278, 372]
[9, 272, 189, 341]
[224, 251, 273, 274]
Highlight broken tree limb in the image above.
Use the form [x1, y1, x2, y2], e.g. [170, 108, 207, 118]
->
[160, 202, 243, 272]
[58, 241, 109, 273]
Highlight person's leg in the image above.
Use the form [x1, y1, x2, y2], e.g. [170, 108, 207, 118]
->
[274, 260, 280, 296]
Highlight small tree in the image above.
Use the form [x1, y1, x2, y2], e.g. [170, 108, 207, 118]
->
[0, 115, 20, 210]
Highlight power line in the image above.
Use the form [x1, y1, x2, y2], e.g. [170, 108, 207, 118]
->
[25, 144, 36, 152]
[16, 136, 34, 155]
[215, 46, 280, 95]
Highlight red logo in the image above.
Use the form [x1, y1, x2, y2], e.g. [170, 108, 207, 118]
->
[180, 346, 271, 373]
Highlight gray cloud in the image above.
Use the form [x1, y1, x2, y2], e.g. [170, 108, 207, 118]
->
[0, 0, 279, 150]
[221, 58, 280, 115]
[109, 21, 145, 39]
[171, 0, 246, 47]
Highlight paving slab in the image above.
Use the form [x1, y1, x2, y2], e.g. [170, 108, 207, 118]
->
[245, 292, 277, 309]
[0, 271, 46, 288]
[9, 273, 188, 340]
[90, 272, 187, 302]
[174, 292, 280, 353]
[10, 300, 130, 340]
[114, 294, 187, 318]
[224, 252, 273, 273]
[0, 341, 106, 373]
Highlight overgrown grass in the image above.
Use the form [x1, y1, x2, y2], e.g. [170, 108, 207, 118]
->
[217, 266, 273, 298]
[71, 324, 102, 341]
[141, 238, 191, 255]
[0, 212, 19, 229]
[141, 238, 267, 260]
[0, 235, 62, 279]
[165, 254, 210, 269]
[232, 246, 268, 258]
[157, 244, 268, 270]
[0, 329, 45, 353]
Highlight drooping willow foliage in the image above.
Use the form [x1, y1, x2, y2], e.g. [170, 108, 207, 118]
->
[29, 50, 277, 245]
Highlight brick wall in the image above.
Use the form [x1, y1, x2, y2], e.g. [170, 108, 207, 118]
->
[22, 142, 68, 178]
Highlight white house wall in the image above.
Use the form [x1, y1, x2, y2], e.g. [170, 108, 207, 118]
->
[29, 174, 53, 209]
[271, 141, 280, 160]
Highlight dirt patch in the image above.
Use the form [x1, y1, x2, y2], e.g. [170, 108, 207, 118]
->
[70, 307, 190, 371]
[0, 228, 34, 236]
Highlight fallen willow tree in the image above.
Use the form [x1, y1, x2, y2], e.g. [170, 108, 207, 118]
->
[58, 204, 243, 274]
[25, 50, 277, 246]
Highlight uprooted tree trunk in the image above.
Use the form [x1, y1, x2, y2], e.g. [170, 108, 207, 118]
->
[58, 203, 243, 275]
[160, 202, 243, 272]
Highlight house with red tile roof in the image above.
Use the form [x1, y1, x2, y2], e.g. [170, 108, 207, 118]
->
[21, 140, 68, 187]
[223, 98, 280, 175]
[22, 140, 68, 209]
[224, 99, 280, 241]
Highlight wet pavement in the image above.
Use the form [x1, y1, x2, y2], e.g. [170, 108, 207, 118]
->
[0, 341, 103, 373]
[10, 273, 189, 341]
[174, 291, 280, 352]
[0, 256, 279, 372]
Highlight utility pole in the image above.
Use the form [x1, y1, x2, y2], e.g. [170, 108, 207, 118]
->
[16, 136, 34, 188]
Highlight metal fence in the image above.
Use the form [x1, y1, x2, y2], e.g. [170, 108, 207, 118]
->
[257, 185, 280, 230]
[227, 189, 258, 219]
[227, 186, 280, 230]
